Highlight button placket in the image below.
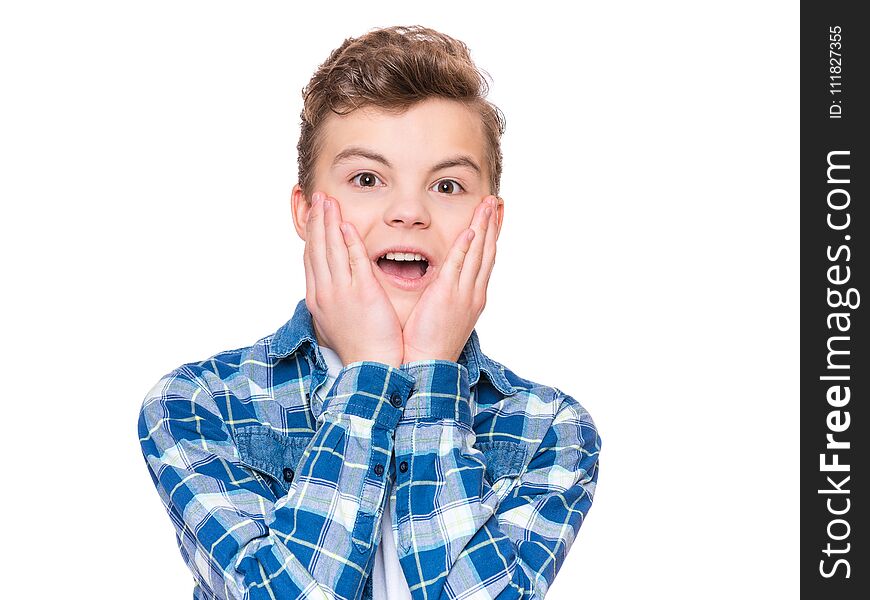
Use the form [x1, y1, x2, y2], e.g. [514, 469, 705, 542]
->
[391, 420, 415, 556]
[352, 409, 402, 555]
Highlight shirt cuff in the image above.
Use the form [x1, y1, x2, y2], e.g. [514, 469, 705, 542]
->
[320, 361, 416, 429]
[399, 360, 473, 426]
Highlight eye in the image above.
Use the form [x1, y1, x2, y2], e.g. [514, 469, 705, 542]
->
[432, 179, 465, 195]
[350, 172, 383, 188]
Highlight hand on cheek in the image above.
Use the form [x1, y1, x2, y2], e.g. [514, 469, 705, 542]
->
[303, 191, 404, 368]
[401, 196, 499, 364]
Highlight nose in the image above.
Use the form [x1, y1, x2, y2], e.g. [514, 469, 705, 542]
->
[383, 192, 430, 229]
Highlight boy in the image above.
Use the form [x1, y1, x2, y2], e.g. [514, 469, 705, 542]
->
[139, 25, 600, 600]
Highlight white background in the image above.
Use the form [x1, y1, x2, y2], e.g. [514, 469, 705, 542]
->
[0, 1, 798, 598]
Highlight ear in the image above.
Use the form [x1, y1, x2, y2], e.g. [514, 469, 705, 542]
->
[493, 195, 505, 241]
[290, 183, 311, 241]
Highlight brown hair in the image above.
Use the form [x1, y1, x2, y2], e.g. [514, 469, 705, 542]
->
[297, 25, 506, 200]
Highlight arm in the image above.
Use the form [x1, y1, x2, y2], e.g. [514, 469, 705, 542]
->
[394, 360, 601, 599]
[138, 360, 415, 600]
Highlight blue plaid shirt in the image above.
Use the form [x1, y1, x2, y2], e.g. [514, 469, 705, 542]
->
[138, 299, 601, 599]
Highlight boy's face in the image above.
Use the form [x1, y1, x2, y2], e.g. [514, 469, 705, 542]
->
[291, 97, 504, 328]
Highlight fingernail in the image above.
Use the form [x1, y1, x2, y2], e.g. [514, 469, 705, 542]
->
[324, 198, 332, 209]
[485, 207, 493, 218]
[312, 192, 323, 204]
[488, 197, 497, 207]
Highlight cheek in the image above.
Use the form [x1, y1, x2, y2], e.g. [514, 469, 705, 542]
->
[440, 212, 476, 242]
[336, 206, 374, 233]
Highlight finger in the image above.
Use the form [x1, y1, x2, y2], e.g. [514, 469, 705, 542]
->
[442, 226, 476, 288]
[476, 196, 499, 293]
[306, 192, 332, 286]
[302, 209, 317, 314]
[323, 195, 351, 285]
[339, 221, 376, 285]
[458, 200, 492, 291]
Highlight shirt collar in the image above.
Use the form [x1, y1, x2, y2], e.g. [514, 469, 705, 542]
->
[268, 299, 517, 396]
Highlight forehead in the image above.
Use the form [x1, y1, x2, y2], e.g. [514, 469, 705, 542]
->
[318, 98, 487, 171]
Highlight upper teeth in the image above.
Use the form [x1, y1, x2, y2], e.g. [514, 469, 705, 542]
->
[382, 252, 425, 261]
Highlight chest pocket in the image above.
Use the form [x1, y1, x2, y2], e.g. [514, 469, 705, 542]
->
[235, 425, 313, 496]
[473, 440, 528, 487]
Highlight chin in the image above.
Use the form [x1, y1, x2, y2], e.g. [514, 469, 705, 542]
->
[388, 293, 421, 328]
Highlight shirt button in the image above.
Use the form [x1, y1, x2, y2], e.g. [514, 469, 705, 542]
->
[390, 392, 403, 408]
[399, 461, 408, 473]
[282, 467, 295, 483]
[374, 463, 384, 476]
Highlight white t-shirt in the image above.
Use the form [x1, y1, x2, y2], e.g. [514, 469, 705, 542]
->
[315, 346, 413, 600]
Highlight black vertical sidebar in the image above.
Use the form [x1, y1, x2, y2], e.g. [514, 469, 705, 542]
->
[801, 2, 868, 597]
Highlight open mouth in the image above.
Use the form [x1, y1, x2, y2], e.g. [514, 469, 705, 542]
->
[376, 253, 430, 280]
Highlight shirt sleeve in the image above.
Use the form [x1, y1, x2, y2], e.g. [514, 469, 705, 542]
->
[138, 360, 415, 600]
[394, 360, 601, 599]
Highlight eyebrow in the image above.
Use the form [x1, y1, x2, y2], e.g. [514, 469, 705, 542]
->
[332, 146, 391, 168]
[432, 155, 482, 176]
[331, 145, 482, 176]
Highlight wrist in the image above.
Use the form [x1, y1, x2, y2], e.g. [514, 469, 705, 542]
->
[342, 355, 402, 369]
[402, 348, 462, 364]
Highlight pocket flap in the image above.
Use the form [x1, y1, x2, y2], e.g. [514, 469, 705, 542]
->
[473, 440, 528, 486]
[235, 425, 313, 492]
